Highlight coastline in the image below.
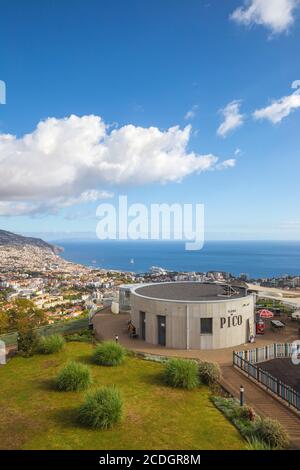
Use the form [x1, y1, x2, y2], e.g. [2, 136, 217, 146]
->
[57, 239, 300, 279]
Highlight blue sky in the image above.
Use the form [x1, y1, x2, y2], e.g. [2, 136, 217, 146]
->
[0, 0, 300, 240]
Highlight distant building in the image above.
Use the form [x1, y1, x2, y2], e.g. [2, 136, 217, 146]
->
[119, 284, 143, 312]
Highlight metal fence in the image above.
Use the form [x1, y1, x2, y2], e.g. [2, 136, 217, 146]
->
[233, 343, 300, 412]
[0, 317, 89, 347]
[234, 342, 299, 363]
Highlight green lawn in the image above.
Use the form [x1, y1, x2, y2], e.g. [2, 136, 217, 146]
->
[0, 342, 245, 450]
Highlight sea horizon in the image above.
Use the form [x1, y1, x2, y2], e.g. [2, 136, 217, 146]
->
[55, 239, 300, 279]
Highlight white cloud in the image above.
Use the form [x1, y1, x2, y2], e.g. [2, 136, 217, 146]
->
[56, 190, 114, 208]
[253, 85, 300, 123]
[0, 191, 113, 217]
[216, 159, 236, 170]
[0, 201, 40, 217]
[184, 105, 198, 120]
[231, 0, 300, 34]
[217, 100, 244, 137]
[0, 114, 232, 216]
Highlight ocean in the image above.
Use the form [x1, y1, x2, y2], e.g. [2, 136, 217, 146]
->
[55, 240, 300, 278]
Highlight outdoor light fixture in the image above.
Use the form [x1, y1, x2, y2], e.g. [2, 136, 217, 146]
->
[240, 385, 244, 407]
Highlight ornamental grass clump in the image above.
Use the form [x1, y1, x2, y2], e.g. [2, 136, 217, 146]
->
[77, 386, 123, 429]
[246, 437, 272, 451]
[198, 361, 221, 386]
[37, 334, 65, 354]
[255, 417, 290, 450]
[56, 361, 92, 391]
[93, 341, 126, 366]
[163, 358, 199, 390]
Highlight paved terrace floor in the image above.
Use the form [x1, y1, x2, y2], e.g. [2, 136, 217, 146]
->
[92, 309, 300, 366]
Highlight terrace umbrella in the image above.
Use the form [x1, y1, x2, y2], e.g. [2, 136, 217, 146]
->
[258, 309, 274, 319]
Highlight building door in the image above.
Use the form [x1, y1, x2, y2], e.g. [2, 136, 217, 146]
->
[157, 315, 166, 346]
[140, 311, 146, 340]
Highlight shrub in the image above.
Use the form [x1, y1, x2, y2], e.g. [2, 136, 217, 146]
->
[246, 437, 272, 451]
[198, 361, 221, 386]
[17, 329, 38, 357]
[212, 396, 290, 449]
[163, 358, 199, 390]
[212, 396, 258, 439]
[77, 386, 123, 429]
[213, 396, 245, 421]
[66, 329, 93, 343]
[37, 334, 65, 354]
[255, 417, 290, 449]
[93, 341, 126, 366]
[235, 404, 256, 422]
[56, 361, 92, 391]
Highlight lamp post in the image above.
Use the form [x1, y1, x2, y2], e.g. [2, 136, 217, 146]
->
[240, 385, 244, 407]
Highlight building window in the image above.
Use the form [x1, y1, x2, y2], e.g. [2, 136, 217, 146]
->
[200, 318, 213, 335]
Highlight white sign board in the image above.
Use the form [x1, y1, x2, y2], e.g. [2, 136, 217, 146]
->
[0, 340, 6, 365]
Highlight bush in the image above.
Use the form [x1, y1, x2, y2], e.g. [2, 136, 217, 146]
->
[163, 358, 199, 390]
[93, 341, 126, 366]
[17, 329, 38, 357]
[212, 396, 290, 449]
[56, 361, 92, 391]
[198, 361, 221, 386]
[77, 386, 123, 429]
[255, 417, 290, 449]
[213, 396, 246, 421]
[66, 329, 93, 343]
[246, 437, 272, 451]
[235, 404, 256, 422]
[37, 334, 65, 354]
[212, 396, 259, 440]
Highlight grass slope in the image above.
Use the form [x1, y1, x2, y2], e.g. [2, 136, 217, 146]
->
[0, 342, 245, 450]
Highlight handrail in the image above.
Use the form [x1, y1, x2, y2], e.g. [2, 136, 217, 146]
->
[233, 347, 300, 412]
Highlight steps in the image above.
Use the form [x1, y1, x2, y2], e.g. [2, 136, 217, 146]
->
[221, 365, 300, 449]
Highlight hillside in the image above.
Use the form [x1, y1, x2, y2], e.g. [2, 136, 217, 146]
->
[0, 230, 61, 254]
[0, 229, 88, 273]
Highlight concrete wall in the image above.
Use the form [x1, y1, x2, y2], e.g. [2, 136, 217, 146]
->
[130, 293, 255, 350]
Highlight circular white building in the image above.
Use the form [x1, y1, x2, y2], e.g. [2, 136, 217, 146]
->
[130, 282, 255, 350]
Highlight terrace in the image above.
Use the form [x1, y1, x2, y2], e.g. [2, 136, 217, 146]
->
[92, 308, 300, 365]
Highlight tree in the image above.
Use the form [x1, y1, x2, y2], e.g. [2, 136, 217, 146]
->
[7, 299, 47, 334]
[17, 329, 39, 357]
[6, 299, 46, 356]
[0, 310, 9, 334]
